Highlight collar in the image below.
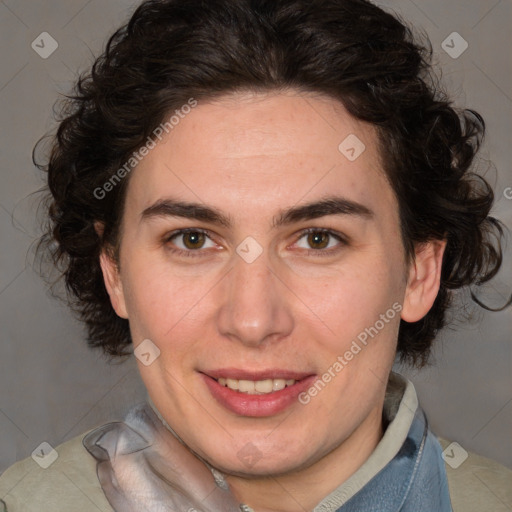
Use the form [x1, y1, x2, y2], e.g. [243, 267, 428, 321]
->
[313, 372, 418, 510]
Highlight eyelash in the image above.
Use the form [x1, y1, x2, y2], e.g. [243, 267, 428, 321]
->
[163, 227, 347, 258]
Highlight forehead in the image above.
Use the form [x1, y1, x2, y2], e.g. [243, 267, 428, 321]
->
[125, 90, 395, 221]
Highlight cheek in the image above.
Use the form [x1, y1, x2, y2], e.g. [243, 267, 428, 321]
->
[120, 255, 206, 344]
[296, 255, 403, 346]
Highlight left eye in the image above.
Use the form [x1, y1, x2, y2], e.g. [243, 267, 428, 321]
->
[294, 229, 345, 251]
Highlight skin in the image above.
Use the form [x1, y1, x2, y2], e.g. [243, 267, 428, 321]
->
[99, 89, 446, 512]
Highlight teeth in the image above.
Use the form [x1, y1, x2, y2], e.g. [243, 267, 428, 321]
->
[226, 378, 239, 390]
[217, 377, 297, 394]
[255, 379, 273, 393]
[238, 380, 255, 393]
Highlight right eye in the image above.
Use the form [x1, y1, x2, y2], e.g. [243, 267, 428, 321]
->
[164, 228, 219, 257]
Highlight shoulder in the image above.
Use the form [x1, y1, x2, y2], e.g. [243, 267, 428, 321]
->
[438, 438, 512, 512]
[0, 430, 113, 512]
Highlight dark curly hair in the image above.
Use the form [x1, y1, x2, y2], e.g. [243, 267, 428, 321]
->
[35, 0, 504, 367]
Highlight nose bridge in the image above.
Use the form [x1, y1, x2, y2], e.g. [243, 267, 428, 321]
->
[216, 244, 293, 347]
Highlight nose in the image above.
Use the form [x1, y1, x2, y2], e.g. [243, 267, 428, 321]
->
[216, 247, 294, 348]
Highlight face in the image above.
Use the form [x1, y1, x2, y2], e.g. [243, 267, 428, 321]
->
[100, 90, 442, 479]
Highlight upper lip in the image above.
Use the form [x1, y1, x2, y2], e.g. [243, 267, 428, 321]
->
[201, 368, 315, 381]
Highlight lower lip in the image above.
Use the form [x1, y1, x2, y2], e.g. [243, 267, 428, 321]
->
[201, 373, 317, 417]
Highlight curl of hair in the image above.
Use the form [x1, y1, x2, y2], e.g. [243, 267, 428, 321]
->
[35, 0, 504, 366]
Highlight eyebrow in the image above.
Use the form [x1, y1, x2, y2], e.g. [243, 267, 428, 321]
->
[140, 196, 374, 229]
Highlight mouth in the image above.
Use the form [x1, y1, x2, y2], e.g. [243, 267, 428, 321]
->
[216, 376, 297, 394]
[199, 369, 316, 417]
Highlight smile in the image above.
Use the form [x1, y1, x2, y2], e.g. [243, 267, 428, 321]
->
[200, 369, 317, 417]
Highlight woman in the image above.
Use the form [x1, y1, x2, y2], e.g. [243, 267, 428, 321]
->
[1, 0, 510, 510]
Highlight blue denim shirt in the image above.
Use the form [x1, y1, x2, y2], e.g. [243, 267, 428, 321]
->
[332, 408, 452, 512]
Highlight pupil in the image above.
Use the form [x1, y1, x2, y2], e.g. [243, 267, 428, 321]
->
[184, 232, 204, 249]
[309, 232, 328, 249]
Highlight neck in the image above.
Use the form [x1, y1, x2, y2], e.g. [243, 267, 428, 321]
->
[225, 404, 384, 512]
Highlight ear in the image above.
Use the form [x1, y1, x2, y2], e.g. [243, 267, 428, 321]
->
[95, 222, 129, 319]
[401, 240, 446, 323]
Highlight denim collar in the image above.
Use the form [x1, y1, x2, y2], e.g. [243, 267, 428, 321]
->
[313, 373, 452, 511]
[327, 407, 452, 511]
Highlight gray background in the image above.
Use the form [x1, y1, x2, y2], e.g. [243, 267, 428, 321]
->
[0, 0, 511, 482]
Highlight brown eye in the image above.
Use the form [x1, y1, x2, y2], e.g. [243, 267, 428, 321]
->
[182, 231, 206, 249]
[165, 229, 217, 255]
[307, 231, 330, 250]
[294, 228, 347, 255]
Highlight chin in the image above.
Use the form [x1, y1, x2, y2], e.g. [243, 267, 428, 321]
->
[200, 442, 315, 478]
